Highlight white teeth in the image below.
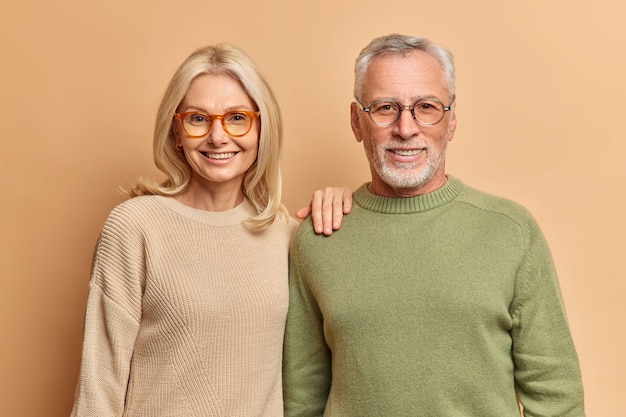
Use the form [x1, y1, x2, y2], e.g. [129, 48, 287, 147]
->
[394, 149, 421, 156]
[206, 152, 236, 160]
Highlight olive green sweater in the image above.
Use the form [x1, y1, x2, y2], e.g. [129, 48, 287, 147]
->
[71, 196, 298, 417]
[284, 176, 585, 417]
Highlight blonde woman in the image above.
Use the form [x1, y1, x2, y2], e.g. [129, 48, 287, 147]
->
[70, 44, 350, 417]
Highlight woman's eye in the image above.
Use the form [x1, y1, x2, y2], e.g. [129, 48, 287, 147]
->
[226, 112, 250, 123]
[189, 114, 208, 123]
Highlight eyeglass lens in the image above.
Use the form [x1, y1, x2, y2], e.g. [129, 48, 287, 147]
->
[182, 111, 254, 137]
[368, 99, 446, 126]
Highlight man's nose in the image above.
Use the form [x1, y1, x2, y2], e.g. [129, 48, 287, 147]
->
[395, 108, 420, 139]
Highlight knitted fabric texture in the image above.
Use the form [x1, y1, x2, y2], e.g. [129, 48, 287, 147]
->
[71, 196, 298, 417]
[283, 176, 585, 417]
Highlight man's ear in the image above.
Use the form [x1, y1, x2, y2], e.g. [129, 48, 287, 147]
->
[447, 110, 457, 142]
[350, 102, 363, 143]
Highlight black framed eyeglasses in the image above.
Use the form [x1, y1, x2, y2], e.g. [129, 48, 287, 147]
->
[174, 110, 259, 138]
[355, 96, 455, 127]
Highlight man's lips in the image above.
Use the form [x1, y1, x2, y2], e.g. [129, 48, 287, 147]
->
[390, 149, 423, 156]
[386, 148, 426, 164]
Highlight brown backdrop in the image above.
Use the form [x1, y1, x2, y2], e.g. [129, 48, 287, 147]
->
[2, 1, 624, 416]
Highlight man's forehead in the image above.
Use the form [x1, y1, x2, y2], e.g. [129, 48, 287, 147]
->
[363, 52, 448, 99]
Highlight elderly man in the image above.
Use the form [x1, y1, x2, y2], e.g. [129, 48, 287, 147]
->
[283, 34, 585, 416]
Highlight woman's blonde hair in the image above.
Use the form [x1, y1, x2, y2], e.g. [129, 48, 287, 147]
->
[129, 44, 287, 232]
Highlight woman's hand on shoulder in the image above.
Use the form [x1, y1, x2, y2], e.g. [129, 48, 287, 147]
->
[295, 186, 352, 236]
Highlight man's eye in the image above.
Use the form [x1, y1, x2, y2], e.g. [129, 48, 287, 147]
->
[416, 101, 441, 112]
[372, 102, 399, 113]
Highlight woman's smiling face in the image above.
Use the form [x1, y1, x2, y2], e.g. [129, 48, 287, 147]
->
[176, 73, 260, 195]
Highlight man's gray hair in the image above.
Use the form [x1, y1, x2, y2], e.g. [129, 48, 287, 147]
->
[354, 34, 455, 100]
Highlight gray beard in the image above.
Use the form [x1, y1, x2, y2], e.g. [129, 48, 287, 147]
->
[374, 146, 447, 190]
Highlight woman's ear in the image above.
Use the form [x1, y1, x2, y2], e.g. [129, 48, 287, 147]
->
[170, 122, 182, 148]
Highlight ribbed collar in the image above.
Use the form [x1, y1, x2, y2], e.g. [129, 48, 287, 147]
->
[353, 175, 464, 214]
[154, 195, 257, 227]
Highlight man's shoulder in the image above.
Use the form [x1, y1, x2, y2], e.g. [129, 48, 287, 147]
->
[290, 208, 365, 252]
[291, 216, 319, 248]
[455, 181, 538, 228]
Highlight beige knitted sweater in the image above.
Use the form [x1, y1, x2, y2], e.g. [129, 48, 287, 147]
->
[70, 195, 298, 417]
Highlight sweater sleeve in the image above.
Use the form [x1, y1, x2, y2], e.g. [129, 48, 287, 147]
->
[71, 208, 145, 417]
[510, 214, 585, 417]
[283, 224, 331, 417]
